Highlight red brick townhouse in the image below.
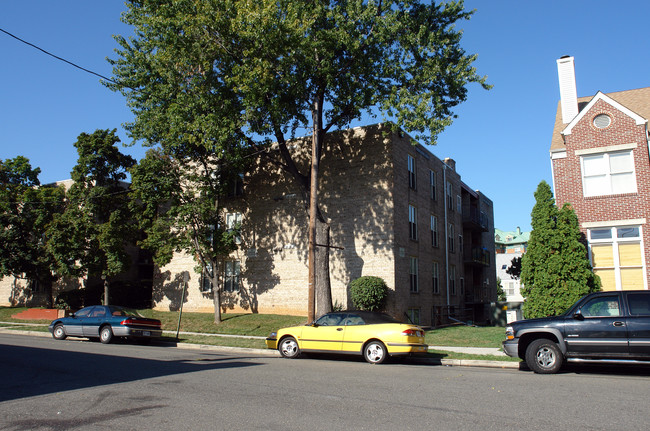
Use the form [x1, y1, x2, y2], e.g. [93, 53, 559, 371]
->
[550, 56, 650, 291]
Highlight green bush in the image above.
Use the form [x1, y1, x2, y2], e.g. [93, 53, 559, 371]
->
[349, 276, 388, 311]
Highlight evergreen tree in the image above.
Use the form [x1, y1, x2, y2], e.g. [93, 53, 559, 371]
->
[520, 181, 600, 318]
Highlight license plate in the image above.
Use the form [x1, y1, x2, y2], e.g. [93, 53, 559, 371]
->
[143, 331, 151, 336]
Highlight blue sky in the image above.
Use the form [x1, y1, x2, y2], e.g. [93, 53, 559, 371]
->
[2, 1, 649, 232]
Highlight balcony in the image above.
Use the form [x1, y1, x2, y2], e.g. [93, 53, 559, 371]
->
[464, 247, 490, 267]
[462, 207, 489, 232]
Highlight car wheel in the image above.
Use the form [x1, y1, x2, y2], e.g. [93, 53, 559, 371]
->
[525, 338, 563, 374]
[52, 324, 66, 340]
[278, 336, 300, 359]
[99, 326, 113, 344]
[363, 340, 387, 364]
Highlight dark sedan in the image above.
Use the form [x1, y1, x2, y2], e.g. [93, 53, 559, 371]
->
[49, 305, 162, 344]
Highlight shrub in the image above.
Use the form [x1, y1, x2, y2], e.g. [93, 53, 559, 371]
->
[349, 276, 388, 311]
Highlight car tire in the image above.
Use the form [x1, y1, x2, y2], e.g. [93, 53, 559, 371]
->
[278, 336, 300, 359]
[100, 325, 114, 344]
[525, 338, 563, 374]
[52, 324, 66, 340]
[363, 340, 387, 364]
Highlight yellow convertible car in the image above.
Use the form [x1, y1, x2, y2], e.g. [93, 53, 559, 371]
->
[265, 311, 428, 364]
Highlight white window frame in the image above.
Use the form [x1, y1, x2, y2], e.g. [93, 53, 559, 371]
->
[409, 257, 419, 293]
[430, 170, 436, 200]
[407, 154, 416, 190]
[580, 150, 637, 197]
[448, 223, 455, 253]
[430, 215, 438, 247]
[450, 265, 456, 295]
[588, 225, 647, 291]
[409, 205, 418, 240]
[226, 212, 243, 244]
[224, 260, 241, 292]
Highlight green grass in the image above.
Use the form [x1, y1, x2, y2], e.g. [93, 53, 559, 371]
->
[425, 325, 506, 348]
[0, 306, 515, 361]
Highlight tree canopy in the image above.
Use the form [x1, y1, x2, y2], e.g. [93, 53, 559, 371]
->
[0, 157, 65, 306]
[520, 181, 600, 318]
[47, 129, 136, 304]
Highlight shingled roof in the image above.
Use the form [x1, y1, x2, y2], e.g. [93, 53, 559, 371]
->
[550, 86, 650, 152]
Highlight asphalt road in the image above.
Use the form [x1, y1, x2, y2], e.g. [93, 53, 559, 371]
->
[1, 333, 649, 430]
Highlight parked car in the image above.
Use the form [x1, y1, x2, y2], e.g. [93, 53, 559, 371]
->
[265, 311, 428, 364]
[49, 305, 162, 344]
[503, 290, 650, 373]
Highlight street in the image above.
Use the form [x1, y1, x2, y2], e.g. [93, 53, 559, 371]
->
[1, 333, 649, 430]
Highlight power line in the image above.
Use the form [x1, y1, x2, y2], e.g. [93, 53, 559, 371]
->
[0, 27, 118, 85]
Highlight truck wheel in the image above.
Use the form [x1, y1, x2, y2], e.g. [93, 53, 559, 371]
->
[525, 339, 563, 374]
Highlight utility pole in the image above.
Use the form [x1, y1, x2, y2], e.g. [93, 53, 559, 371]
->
[308, 98, 323, 323]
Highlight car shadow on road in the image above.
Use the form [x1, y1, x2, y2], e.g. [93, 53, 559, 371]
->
[0, 342, 261, 402]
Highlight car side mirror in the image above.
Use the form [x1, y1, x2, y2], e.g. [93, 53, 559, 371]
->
[573, 311, 584, 320]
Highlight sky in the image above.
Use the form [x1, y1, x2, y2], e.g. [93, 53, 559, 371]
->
[2, 1, 650, 232]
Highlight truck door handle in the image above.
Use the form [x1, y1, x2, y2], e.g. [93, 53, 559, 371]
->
[337, 328, 343, 331]
[613, 321, 625, 327]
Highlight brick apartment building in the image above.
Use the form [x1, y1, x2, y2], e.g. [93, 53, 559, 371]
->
[153, 124, 496, 326]
[550, 56, 650, 291]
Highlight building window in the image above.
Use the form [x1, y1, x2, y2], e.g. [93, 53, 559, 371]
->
[224, 260, 240, 292]
[409, 257, 419, 293]
[432, 262, 440, 294]
[581, 151, 637, 197]
[226, 212, 243, 244]
[449, 265, 456, 295]
[448, 223, 455, 253]
[409, 205, 418, 240]
[407, 308, 420, 325]
[408, 154, 416, 190]
[460, 277, 465, 297]
[200, 263, 215, 293]
[430, 215, 438, 247]
[457, 195, 462, 213]
[446, 183, 453, 210]
[589, 226, 645, 291]
[430, 170, 436, 200]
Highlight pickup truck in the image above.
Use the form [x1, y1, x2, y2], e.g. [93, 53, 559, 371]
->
[502, 290, 650, 373]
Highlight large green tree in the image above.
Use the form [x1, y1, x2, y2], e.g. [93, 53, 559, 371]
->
[520, 181, 600, 318]
[0, 157, 65, 307]
[108, 0, 489, 319]
[129, 148, 243, 323]
[47, 129, 136, 305]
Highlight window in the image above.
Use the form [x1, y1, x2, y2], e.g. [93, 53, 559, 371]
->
[449, 265, 456, 295]
[446, 183, 453, 210]
[581, 151, 637, 197]
[432, 262, 440, 294]
[628, 293, 650, 316]
[580, 296, 620, 317]
[224, 260, 240, 292]
[458, 234, 463, 255]
[430, 170, 436, 200]
[430, 215, 438, 247]
[409, 257, 419, 293]
[589, 226, 645, 291]
[407, 308, 420, 325]
[409, 205, 418, 240]
[457, 195, 462, 213]
[226, 212, 243, 244]
[460, 277, 465, 297]
[448, 223, 455, 253]
[201, 263, 215, 292]
[408, 154, 416, 190]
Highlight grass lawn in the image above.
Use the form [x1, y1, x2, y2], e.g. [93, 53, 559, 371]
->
[1, 306, 513, 361]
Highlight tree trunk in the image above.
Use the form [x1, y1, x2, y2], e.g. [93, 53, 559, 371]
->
[212, 269, 222, 324]
[315, 220, 332, 317]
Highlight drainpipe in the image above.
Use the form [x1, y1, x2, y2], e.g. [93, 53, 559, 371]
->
[443, 164, 450, 318]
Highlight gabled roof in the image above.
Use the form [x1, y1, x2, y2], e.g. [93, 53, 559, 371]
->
[550, 87, 650, 152]
[494, 228, 530, 246]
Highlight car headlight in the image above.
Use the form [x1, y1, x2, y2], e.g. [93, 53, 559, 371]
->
[268, 332, 277, 339]
[505, 326, 514, 340]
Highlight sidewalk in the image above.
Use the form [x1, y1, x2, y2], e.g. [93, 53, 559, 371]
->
[0, 322, 517, 369]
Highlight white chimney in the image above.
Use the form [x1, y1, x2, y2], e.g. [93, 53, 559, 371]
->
[557, 56, 578, 124]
